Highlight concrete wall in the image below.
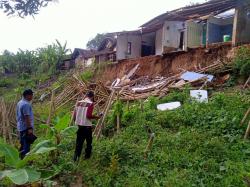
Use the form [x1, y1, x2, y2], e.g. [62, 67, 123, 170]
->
[232, 6, 250, 46]
[163, 21, 185, 49]
[116, 34, 141, 60]
[155, 28, 163, 55]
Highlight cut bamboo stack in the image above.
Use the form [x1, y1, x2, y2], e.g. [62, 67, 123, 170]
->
[0, 97, 17, 144]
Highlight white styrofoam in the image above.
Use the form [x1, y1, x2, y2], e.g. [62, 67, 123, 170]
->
[190, 90, 208, 103]
[157, 102, 181, 111]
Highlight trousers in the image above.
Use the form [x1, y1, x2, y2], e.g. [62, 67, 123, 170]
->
[74, 126, 93, 159]
[19, 130, 31, 159]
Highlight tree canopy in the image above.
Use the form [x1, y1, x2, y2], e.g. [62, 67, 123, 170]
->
[0, 40, 70, 76]
[0, 0, 55, 17]
[86, 33, 107, 50]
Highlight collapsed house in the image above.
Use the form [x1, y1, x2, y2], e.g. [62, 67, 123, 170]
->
[115, 0, 250, 59]
[140, 0, 250, 54]
[73, 0, 250, 65]
[70, 48, 96, 68]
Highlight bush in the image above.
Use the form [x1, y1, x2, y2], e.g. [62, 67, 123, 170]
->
[80, 70, 94, 81]
[233, 46, 250, 78]
[0, 78, 12, 87]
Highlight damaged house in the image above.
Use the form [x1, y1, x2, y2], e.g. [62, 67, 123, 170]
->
[81, 0, 250, 63]
[141, 0, 250, 54]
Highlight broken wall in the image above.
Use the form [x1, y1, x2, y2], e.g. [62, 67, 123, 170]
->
[163, 21, 185, 52]
[155, 28, 163, 55]
[233, 6, 250, 46]
[116, 34, 141, 60]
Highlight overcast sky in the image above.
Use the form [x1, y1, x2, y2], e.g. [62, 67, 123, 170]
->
[0, 0, 205, 53]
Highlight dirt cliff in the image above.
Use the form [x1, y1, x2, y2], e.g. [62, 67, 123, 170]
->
[96, 43, 240, 83]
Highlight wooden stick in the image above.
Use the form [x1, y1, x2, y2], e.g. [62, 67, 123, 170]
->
[243, 76, 250, 89]
[144, 133, 155, 159]
[244, 121, 250, 139]
[140, 99, 144, 112]
[241, 108, 250, 126]
[95, 90, 116, 140]
[47, 90, 55, 126]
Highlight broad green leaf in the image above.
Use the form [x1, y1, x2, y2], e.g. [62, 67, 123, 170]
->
[29, 140, 53, 154]
[40, 169, 61, 180]
[34, 147, 56, 154]
[5, 168, 41, 185]
[25, 168, 41, 183]
[39, 124, 50, 129]
[0, 170, 11, 180]
[6, 169, 29, 185]
[0, 143, 20, 168]
[54, 114, 70, 131]
[61, 126, 78, 137]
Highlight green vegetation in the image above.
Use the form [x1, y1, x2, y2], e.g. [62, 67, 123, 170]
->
[78, 90, 250, 187]
[0, 0, 55, 17]
[1, 41, 250, 186]
[0, 40, 70, 100]
[0, 40, 70, 76]
[1, 89, 249, 186]
[233, 46, 250, 78]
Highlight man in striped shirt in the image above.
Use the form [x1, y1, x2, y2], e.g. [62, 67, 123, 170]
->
[73, 91, 101, 161]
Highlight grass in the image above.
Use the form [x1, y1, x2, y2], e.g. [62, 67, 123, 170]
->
[75, 89, 250, 187]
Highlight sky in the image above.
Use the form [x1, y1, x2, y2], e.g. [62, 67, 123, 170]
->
[0, 0, 205, 53]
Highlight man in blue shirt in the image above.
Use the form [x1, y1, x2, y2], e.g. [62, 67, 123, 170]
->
[16, 89, 35, 158]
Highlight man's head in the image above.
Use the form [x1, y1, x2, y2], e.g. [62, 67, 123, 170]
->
[86, 91, 94, 101]
[23, 89, 34, 101]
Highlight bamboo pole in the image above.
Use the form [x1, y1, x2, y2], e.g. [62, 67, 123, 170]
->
[241, 108, 250, 126]
[244, 121, 250, 140]
[95, 90, 116, 140]
[243, 76, 250, 89]
[144, 133, 155, 159]
[140, 99, 144, 112]
[47, 90, 55, 126]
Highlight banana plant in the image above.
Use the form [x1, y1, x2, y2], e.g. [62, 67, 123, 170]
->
[0, 139, 56, 185]
[40, 114, 77, 146]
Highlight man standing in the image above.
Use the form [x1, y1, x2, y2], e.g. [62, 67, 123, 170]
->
[16, 89, 36, 158]
[73, 91, 101, 161]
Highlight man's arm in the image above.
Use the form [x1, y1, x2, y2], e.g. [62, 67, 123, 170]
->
[86, 104, 100, 120]
[24, 115, 32, 128]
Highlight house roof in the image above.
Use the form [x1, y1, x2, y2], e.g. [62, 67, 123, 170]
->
[97, 37, 117, 51]
[72, 48, 96, 59]
[141, 0, 241, 28]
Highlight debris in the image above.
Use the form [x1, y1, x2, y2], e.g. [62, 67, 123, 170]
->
[181, 71, 214, 82]
[190, 90, 208, 103]
[157, 102, 181, 111]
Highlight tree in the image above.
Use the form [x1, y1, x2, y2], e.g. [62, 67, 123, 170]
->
[86, 33, 107, 50]
[0, 0, 55, 17]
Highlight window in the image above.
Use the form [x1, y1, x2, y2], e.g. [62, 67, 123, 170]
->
[109, 54, 116, 62]
[127, 42, 132, 55]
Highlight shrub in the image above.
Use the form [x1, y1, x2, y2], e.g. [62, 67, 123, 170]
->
[233, 46, 250, 78]
[80, 70, 94, 81]
[0, 78, 12, 87]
